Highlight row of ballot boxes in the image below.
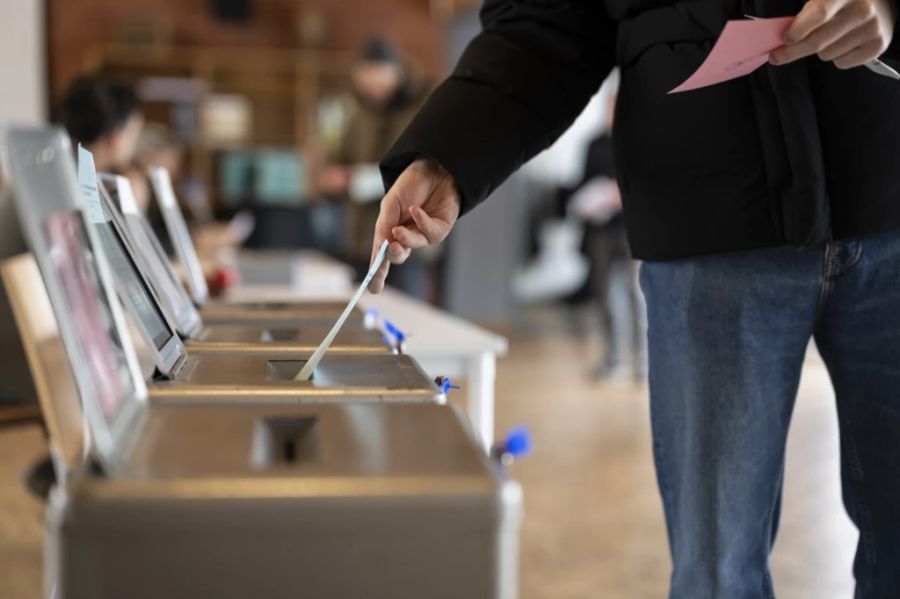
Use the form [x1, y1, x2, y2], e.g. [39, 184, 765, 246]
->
[0, 128, 521, 599]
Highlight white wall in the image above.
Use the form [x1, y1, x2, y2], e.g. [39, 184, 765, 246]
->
[0, 1, 44, 402]
[0, 0, 46, 129]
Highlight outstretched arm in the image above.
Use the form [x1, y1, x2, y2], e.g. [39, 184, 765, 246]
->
[370, 0, 617, 292]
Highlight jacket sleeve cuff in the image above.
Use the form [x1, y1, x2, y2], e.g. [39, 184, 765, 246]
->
[379, 77, 557, 215]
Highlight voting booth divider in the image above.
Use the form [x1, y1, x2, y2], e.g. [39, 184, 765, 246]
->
[0, 127, 522, 599]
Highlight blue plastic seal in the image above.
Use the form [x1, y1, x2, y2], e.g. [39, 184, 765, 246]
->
[503, 427, 532, 458]
[434, 376, 461, 395]
[384, 320, 406, 343]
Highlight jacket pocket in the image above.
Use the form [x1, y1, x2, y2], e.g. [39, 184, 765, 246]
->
[616, 43, 767, 190]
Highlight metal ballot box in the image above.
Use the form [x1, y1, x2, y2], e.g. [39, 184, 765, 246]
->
[45, 403, 522, 599]
[0, 256, 519, 598]
[2, 128, 521, 599]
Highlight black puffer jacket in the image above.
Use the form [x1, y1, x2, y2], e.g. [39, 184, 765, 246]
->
[380, 0, 900, 260]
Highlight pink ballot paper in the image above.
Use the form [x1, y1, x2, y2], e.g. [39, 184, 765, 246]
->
[669, 17, 793, 93]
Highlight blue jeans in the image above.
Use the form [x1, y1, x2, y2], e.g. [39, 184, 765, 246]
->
[641, 229, 900, 599]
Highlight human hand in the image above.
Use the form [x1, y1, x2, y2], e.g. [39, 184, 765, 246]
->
[367, 159, 461, 293]
[770, 0, 896, 69]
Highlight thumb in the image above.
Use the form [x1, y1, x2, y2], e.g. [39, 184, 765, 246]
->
[409, 205, 451, 244]
[368, 238, 391, 293]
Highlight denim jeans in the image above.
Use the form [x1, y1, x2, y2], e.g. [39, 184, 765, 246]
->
[640, 229, 900, 599]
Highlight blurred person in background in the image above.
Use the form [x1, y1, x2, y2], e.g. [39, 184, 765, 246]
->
[55, 75, 143, 177]
[342, 39, 426, 164]
[569, 108, 645, 381]
[367, 0, 900, 597]
[319, 37, 433, 298]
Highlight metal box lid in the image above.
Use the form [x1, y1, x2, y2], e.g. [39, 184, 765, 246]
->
[149, 353, 445, 403]
[187, 322, 389, 355]
[67, 403, 497, 496]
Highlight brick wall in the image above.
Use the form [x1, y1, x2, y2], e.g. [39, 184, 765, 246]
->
[47, 0, 444, 101]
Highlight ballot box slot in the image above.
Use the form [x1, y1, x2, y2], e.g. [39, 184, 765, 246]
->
[266, 360, 310, 381]
[259, 329, 300, 343]
[250, 416, 321, 468]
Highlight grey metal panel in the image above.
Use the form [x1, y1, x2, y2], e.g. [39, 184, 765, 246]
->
[125, 403, 486, 478]
[100, 173, 204, 338]
[46, 404, 522, 599]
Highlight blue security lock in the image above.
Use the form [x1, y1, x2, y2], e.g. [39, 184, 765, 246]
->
[491, 426, 532, 466]
[384, 319, 406, 343]
[503, 427, 532, 458]
[382, 319, 407, 354]
[434, 376, 461, 395]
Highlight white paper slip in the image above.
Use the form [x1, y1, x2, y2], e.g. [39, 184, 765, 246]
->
[294, 240, 390, 381]
[865, 59, 900, 80]
[76, 146, 106, 224]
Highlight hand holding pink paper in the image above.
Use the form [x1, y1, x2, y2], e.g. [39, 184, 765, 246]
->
[669, 17, 793, 93]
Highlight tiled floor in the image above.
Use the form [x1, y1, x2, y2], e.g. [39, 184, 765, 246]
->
[0, 307, 857, 598]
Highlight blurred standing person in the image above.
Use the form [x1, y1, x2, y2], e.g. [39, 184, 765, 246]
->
[570, 126, 645, 381]
[366, 1, 900, 597]
[335, 38, 429, 171]
[319, 38, 432, 298]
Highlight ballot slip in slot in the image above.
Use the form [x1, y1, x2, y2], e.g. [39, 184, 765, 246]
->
[295, 240, 389, 381]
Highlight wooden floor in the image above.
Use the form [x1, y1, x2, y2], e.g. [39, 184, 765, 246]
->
[0, 307, 857, 598]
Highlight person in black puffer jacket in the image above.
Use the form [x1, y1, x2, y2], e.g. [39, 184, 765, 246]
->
[367, 1, 900, 597]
